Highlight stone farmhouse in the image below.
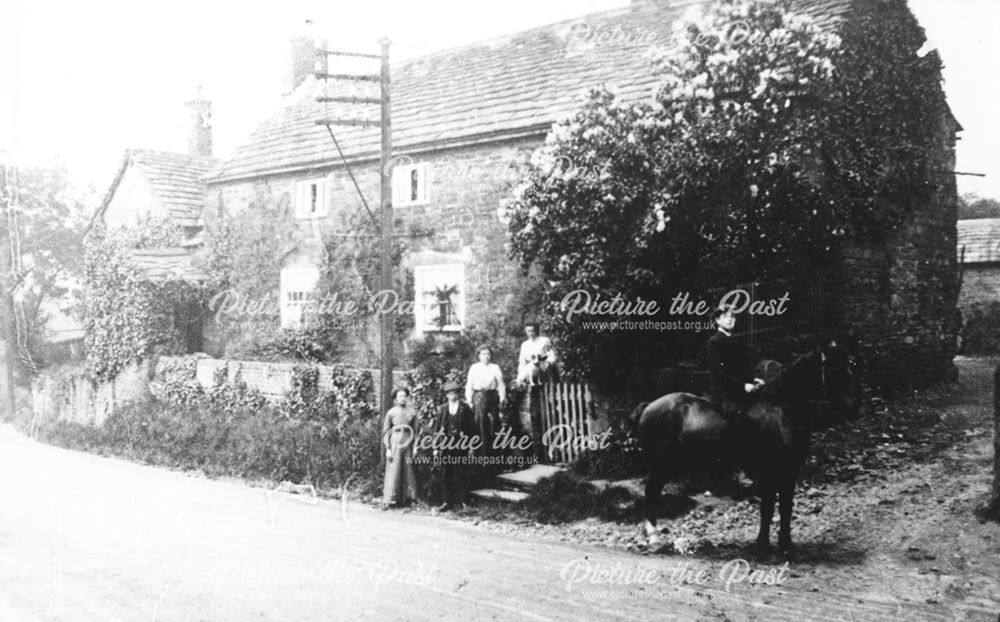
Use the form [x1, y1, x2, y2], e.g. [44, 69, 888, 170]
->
[99, 0, 961, 392]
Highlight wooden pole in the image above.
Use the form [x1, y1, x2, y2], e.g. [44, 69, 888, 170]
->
[378, 38, 394, 415]
[0, 167, 16, 421]
[985, 365, 1000, 521]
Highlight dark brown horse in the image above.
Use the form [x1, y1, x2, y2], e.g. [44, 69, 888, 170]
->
[634, 336, 862, 552]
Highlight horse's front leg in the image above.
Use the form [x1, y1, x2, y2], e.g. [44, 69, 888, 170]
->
[644, 469, 667, 540]
[777, 476, 797, 553]
[756, 486, 776, 551]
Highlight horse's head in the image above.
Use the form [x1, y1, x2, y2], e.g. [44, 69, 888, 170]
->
[816, 334, 863, 421]
[777, 332, 864, 427]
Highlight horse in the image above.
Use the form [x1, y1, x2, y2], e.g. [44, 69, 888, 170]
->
[633, 335, 862, 553]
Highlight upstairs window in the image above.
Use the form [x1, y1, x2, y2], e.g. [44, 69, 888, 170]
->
[392, 163, 428, 206]
[295, 179, 328, 218]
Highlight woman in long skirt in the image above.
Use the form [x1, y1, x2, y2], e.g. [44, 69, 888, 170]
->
[382, 387, 419, 507]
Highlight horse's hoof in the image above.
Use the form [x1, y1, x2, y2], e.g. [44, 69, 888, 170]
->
[643, 521, 666, 539]
[755, 539, 771, 553]
[778, 540, 796, 556]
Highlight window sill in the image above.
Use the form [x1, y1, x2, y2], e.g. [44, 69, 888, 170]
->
[294, 213, 331, 220]
[394, 200, 431, 208]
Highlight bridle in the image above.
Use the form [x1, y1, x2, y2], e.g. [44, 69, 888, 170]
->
[813, 345, 859, 409]
[819, 349, 827, 401]
[761, 344, 859, 412]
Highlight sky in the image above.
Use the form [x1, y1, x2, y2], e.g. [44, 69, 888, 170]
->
[2, 0, 998, 201]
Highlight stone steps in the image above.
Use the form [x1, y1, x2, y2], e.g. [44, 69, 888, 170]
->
[467, 488, 531, 502]
[469, 464, 567, 503]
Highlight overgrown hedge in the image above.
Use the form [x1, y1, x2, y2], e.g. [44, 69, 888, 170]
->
[961, 302, 1000, 354]
[21, 357, 385, 496]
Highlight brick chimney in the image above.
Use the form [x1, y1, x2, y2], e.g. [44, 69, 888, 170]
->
[185, 88, 212, 157]
[285, 20, 327, 94]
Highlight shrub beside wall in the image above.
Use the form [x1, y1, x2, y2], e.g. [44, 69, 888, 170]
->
[22, 356, 385, 496]
[960, 302, 1000, 354]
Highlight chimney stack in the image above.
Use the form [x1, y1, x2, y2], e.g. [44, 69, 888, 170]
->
[285, 19, 327, 94]
[185, 87, 213, 157]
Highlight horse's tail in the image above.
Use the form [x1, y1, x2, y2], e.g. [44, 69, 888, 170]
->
[629, 401, 650, 432]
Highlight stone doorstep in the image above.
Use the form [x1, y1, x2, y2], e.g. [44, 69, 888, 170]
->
[469, 464, 567, 504]
[471, 466, 647, 505]
[468, 488, 531, 503]
[493, 464, 567, 491]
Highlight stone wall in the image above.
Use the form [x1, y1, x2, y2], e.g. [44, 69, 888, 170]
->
[955, 264, 1000, 354]
[155, 355, 405, 411]
[838, 112, 961, 391]
[958, 264, 1000, 311]
[30, 360, 151, 427]
[28, 355, 410, 428]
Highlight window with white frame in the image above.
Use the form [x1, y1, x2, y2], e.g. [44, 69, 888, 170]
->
[280, 266, 320, 329]
[392, 163, 428, 206]
[295, 178, 328, 218]
[413, 263, 465, 332]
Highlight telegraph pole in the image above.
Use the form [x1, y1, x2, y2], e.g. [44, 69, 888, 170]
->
[377, 38, 394, 414]
[315, 39, 393, 412]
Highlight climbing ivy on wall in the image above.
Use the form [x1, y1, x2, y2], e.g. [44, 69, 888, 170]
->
[200, 186, 303, 358]
[200, 184, 425, 365]
[84, 218, 205, 382]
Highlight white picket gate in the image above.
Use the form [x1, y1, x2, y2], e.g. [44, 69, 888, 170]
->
[539, 382, 595, 464]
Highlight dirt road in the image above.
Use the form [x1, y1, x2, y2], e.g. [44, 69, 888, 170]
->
[0, 425, 990, 621]
[3, 359, 1000, 620]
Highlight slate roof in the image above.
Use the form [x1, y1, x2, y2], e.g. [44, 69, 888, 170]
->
[209, 0, 856, 183]
[129, 248, 208, 283]
[958, 219, 1000, 264]
[101, 150, 217, 227]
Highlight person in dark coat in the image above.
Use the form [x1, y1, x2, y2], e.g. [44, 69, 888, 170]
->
[433, 381, 476, 510]
[705, 306, 764, 419]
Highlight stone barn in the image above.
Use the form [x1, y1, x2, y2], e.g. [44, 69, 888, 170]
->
[955, 218, 1000, 353]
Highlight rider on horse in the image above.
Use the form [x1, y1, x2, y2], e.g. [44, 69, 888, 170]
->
[705, 305, 764, 420]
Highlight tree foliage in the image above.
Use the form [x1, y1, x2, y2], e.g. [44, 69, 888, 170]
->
[200, 187, 310, 358]
[503, 0, 948, 385]
[200, 186, 421, 365]
[958, 194, 1000, 220]
[1, 160, 90, 376]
